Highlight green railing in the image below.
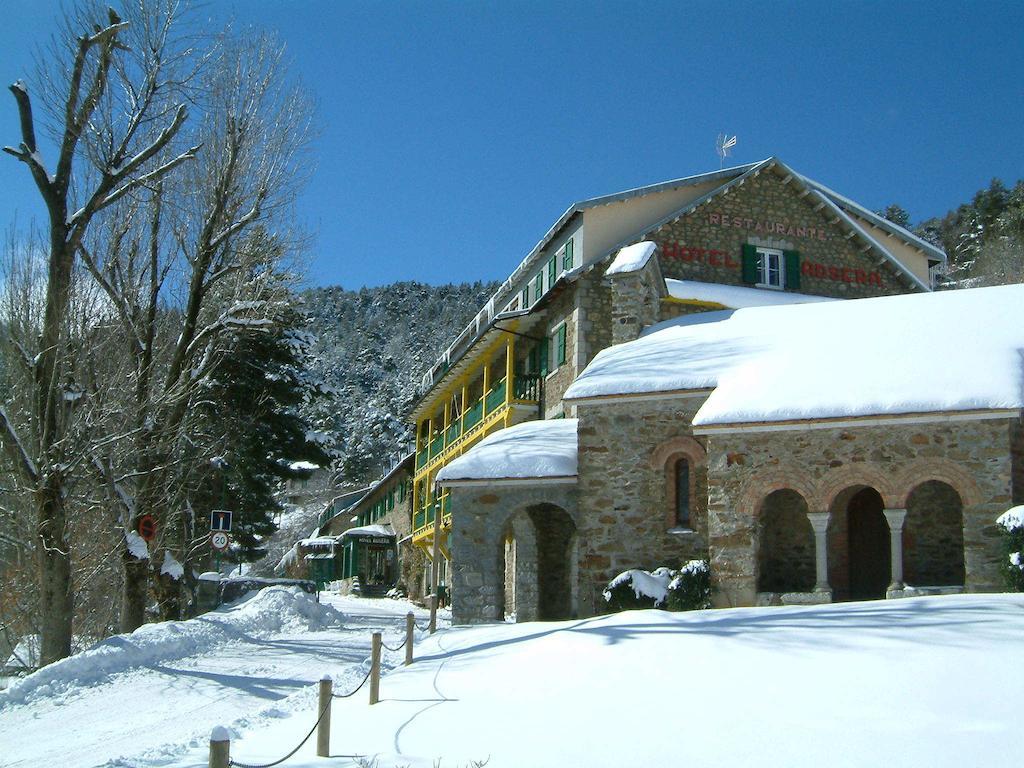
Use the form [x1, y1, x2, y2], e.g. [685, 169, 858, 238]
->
[416, 446, 428, 470]
[429, 433, 445, 459]
[463, 399, 484, 432]
[414, 508, 426, 530]
[514, 373, 542, 402]
[446, 417, 462, 444]
[485, 377, 507, 413]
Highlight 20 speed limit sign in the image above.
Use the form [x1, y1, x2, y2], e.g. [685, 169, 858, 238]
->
[210, 531, 230, 551]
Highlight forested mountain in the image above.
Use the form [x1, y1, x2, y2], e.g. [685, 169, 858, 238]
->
[301, 281, 500, 486]
[905, 178, 1024, 287]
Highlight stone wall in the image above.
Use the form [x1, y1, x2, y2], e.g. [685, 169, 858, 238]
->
[904, 480, 965, 587]
[647, 171, 920, 298]
[705, 418, 1014, 607]
[539, 287, 579, 418]
[575, 398, 710, 617]
[448, 483, 579, 624]
[757, 489, 814, 592]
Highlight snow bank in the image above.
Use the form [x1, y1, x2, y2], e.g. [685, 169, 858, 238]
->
[4, 636, 40, 671]
[665, 278, 837, 308]
[0, 587, 345, 708]
[565, 284, 1024, 426]
[605, 241, 657, 275]
[436, 418, 578, 483]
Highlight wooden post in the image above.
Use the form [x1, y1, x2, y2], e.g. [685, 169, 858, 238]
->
[405, 612, 415, 666]
[317, 675, 332, 757]
[209, 726, 230, 768]
[369, 632, 382, 705]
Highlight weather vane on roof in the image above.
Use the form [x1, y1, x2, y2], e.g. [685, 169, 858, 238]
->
[716, 134, 737, 168]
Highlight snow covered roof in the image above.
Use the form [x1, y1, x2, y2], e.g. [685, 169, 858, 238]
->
[340, 523, 395, 540]
[606, 241, 658, 276]
[665, 279, 838, 309]
[437, 419, 579, 485]
[564, 284, 1024, 428]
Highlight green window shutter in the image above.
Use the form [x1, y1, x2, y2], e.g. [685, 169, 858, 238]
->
[741, 244, 759, 284]
[547, 256, 556, 286]
[784, 250, 801, 290]
[556, 324, 567, 366]
[538, 337, 549, 376]
[562, 238, 574, 271]
[521, 286, 529, 308]
[534, 273, 543, 299]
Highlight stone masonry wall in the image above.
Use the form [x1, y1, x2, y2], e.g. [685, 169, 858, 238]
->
[608, 260, 663, 346]
[575, 398, 710, 617]
[648, 171, 919, 299]
[705, 419, 1014, 607]
[449, 483, 579, 624]
[539, 287, 579, 418]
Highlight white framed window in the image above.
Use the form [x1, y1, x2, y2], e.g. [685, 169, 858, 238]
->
[756, 247, 784, 289]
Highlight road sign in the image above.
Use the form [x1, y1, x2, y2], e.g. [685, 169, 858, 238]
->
[210, 531, 230, 551]
[211, 509, 233, 532]
[136, 514, 157, 542]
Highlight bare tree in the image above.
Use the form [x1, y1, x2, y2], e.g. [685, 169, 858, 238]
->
[79, 29, 315, 628]
[1, 1, 199, 664]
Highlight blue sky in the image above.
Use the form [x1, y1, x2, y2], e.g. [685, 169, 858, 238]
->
[1, 1, 1021, 288]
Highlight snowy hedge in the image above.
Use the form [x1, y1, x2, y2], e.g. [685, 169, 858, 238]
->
[666, 560, 712, 611]
[602, 561, 711, 613]
[996, 507, 1024, 592]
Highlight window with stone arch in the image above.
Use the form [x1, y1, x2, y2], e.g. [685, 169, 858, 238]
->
[674, 457, 691, 529]
[651, 436, 706, 533]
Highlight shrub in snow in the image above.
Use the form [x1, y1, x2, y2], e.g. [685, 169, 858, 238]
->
[996, 507, 1024, 592]
[666, 560, 712, 611]
[602, 568, 674, 612]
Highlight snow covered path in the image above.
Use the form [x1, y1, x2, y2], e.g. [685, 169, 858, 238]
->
[0, 590, 439, 768]
[167, 593, 1024, 768]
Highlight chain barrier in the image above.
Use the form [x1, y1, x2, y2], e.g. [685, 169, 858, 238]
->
[228, 696, 331, 768]
[331, 666, 373, 699]
[380, 635, 407, 653]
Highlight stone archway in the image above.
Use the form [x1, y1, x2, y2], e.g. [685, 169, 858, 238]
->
[844, 487, 890, 600]
[499, 503, 577, 622]
[756, 489, 815, 593]
[904, 481, 965, 588]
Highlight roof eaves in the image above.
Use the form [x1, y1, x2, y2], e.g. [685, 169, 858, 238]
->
[806, 188, 931, 292]
[574, 160, 762, 210]
[629, 157, 777, 244]
[799, 174, 947, 263]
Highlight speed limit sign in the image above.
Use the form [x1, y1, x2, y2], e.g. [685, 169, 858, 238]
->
[210, 530, 230, 551]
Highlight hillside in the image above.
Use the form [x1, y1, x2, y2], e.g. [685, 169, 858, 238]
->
[301, 281, 499, 485]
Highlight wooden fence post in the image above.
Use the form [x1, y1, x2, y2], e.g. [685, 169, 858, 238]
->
[429, 594, 437, 634]
[369, 632, 382, 705]
[209, 726, 230, 768]
[405, 612, 414, 666]
[317, 675, 332, 757]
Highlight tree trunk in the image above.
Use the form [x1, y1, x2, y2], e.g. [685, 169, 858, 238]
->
[37, 480, 72, 665]
[120, 554, 149, 633]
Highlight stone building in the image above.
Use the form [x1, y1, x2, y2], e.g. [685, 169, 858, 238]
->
[401, 156, 960, 621]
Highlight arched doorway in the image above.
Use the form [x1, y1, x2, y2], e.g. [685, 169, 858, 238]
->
[756, 489, 815, 593]
[904, 481, 965, 587]
[499, 503, 577, 622]
[846, 487, 890, 600]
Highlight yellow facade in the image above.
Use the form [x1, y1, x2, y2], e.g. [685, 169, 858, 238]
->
[411, 330, 543, 556]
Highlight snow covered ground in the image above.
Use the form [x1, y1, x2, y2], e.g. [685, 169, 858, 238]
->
[0, 588, 439, 768]
[3, 592, 1022, 768]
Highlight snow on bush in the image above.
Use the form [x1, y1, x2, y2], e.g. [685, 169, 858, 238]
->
[603, 567, 675, 611]
[0, 587, 345, 708]
[161, 551, 184, 580]
[666, 560, 712, 611]
[997, 506, 1024, 592]
[603, 562, 712, 613]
